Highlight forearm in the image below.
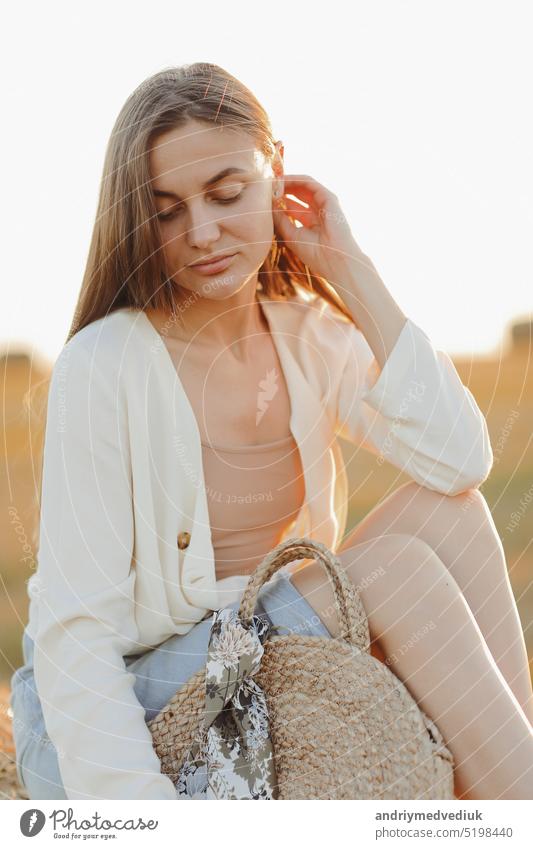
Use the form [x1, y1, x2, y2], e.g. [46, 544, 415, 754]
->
[328, 252, 408, 371]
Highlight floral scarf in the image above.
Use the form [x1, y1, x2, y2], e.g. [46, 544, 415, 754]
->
[175, 606, 278, 799]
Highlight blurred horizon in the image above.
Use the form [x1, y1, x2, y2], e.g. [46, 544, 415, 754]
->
[2, 308, 533, 369]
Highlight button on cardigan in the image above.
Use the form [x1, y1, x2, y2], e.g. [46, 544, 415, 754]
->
[25, 285, 493, 799]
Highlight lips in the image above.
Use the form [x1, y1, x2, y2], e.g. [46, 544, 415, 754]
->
[187, 252, 238, 276]
[189, 252, 236, 268]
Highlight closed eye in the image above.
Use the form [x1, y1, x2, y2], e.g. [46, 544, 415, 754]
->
[157, 191, 244, 221]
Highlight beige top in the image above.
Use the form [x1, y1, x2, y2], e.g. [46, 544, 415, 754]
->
[200, 432, 306, 584]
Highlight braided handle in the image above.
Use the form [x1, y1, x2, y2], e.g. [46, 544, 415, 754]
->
[238, 536, 370, 651]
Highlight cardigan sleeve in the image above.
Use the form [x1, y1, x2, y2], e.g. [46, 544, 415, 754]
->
[31, 338, 178, 799]
[334, 317, 493, 495]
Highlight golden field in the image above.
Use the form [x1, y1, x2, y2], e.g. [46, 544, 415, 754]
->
[1, 323, 532, 686]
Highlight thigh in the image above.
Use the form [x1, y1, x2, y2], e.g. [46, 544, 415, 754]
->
[126, 611, 231, 722]
[255, 571, 332, 638]
[126, 580, 330, 722]
[288, 534, 427, 663]
[18, 739, 68, 800]
[10, 667, 67, 800]
[11, 607, 242, 796]
[12, 585, 329, 797]
[126, 594, 278, 721]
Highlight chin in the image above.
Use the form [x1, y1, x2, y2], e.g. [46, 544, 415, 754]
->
[179, 269, 257, 300]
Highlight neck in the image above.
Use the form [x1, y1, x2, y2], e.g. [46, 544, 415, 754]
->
[146, 278, 270, 359]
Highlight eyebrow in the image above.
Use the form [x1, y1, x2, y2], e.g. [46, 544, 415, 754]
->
[153, 167, 249, 201]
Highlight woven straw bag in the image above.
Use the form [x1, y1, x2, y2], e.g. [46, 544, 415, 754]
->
[148, 536, 455, 799]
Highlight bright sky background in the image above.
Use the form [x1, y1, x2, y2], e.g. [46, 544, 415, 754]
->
[3, 0, 532, 365]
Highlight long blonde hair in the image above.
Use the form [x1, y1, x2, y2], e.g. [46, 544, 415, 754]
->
[67, 62, 356, 341]
[28, 63, 358, 547]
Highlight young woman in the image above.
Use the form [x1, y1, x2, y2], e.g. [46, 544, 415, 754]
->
[10, 63, 533, 801]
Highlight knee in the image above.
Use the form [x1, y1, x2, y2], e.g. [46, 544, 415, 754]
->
[344, 534, 461, 638]
[397, 480, 487, 509]
[375, 533, 450, 587]
[397, 482, 497, 536]
[439, 487, 504, 558]
[440, 484, 490, 516]
[382, 535, 467, 613]
[343, 532, 450, 595]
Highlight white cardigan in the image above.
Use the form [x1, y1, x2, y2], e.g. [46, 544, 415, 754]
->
[26, 286, 493, 799]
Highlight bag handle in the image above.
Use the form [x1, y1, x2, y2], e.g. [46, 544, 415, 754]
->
[238, 536, 370, 651]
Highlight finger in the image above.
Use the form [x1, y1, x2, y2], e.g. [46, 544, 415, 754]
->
[283, 185, 333, 218]
[272, 206, 302, 245]
[282, 199, 317, 228]
[282, 175, 335, 206]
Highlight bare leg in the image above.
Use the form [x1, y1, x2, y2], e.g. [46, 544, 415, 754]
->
[337, 482, 533, 724]
[289, 533, 533, 800]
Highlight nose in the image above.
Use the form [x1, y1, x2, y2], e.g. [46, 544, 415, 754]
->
[186, 201, 222, 250]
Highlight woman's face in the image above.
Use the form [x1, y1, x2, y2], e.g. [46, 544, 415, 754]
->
[149, 118, 282, 301]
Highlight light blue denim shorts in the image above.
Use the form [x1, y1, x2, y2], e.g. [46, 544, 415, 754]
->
[10, 572, 331, 799]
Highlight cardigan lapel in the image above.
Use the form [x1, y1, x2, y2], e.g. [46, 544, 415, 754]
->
[131, 291, 341, 610]
[256, 291, 340, 549]
[132, 309, 219, 612]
